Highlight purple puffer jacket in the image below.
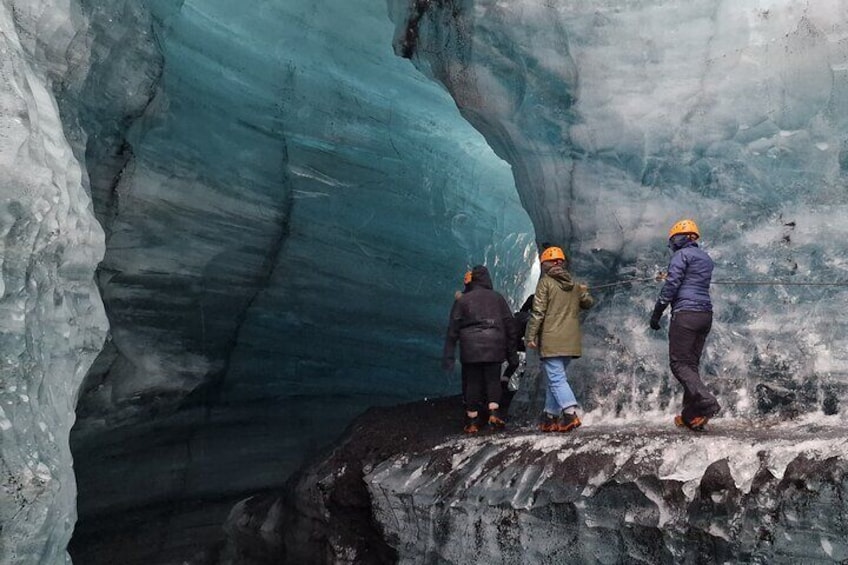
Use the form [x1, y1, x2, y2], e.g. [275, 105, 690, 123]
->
[658, 240, 714, 313]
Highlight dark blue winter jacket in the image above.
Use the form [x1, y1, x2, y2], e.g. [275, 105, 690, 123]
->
[658, 240, 713, 313]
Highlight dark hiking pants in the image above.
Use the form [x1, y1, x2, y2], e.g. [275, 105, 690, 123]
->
[499, 382, 515, 418]
[462, 362, 502, 414]
[669, 311, 720, 421]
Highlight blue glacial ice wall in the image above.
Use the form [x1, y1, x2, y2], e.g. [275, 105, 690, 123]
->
[392, 0, 848, 418]
[4, 0, 848, 563]
[64, 0, 532, 429]
[49, 0, 533, 563]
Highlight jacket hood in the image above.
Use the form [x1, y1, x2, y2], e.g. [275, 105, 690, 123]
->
[669, 235, 699, 252]
[546, 265, 575, 290]
[468, 265, 493, 290]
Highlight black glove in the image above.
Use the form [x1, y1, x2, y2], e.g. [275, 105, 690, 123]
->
[503, 352, 519, 378]
[650, 301, 667, 331]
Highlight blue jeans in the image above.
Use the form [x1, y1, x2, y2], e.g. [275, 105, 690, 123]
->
[541, 356, 578, 415]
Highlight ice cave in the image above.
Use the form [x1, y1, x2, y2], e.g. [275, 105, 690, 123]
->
[2, 0, 848, 563]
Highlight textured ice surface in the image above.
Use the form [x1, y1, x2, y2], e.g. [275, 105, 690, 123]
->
[0, 1, 107, 563]
[366, 416, 848, 564]
[393, 0, 848, 418]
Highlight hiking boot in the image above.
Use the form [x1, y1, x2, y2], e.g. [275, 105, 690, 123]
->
[488, 413, 506, 429]
[558, 412, 582, 432]
[702, 402, 721, 419]
[539, 412, 560, 432]
[464, 416, 481, 434]
[674, 414, 708, 431]
[693, 397, 721, 418]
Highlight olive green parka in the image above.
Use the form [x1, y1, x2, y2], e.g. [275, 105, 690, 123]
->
[524, 265, 594, 358]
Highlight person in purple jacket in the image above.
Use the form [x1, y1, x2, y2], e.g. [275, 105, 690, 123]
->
[650, 219, 720, 431]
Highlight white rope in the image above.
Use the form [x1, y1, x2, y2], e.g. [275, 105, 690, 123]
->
[590, 273, 848, 290]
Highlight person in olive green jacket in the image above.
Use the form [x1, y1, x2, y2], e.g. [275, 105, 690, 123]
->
[525, 246, 594, 432]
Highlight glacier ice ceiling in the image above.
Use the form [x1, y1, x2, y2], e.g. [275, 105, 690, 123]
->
[1, 0, 848, 563]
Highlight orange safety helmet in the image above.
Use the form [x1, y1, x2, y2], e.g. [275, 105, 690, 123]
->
[463, 270, 472, 285]
[668, 219, 700, 240]
[539, 246, 566, 263]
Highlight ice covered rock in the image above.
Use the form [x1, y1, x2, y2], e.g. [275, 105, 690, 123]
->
[367, 418, 848, 563]
[227, 396, 848, 564]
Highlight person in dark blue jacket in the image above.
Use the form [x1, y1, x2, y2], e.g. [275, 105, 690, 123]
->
[650, 219, 720, 430]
